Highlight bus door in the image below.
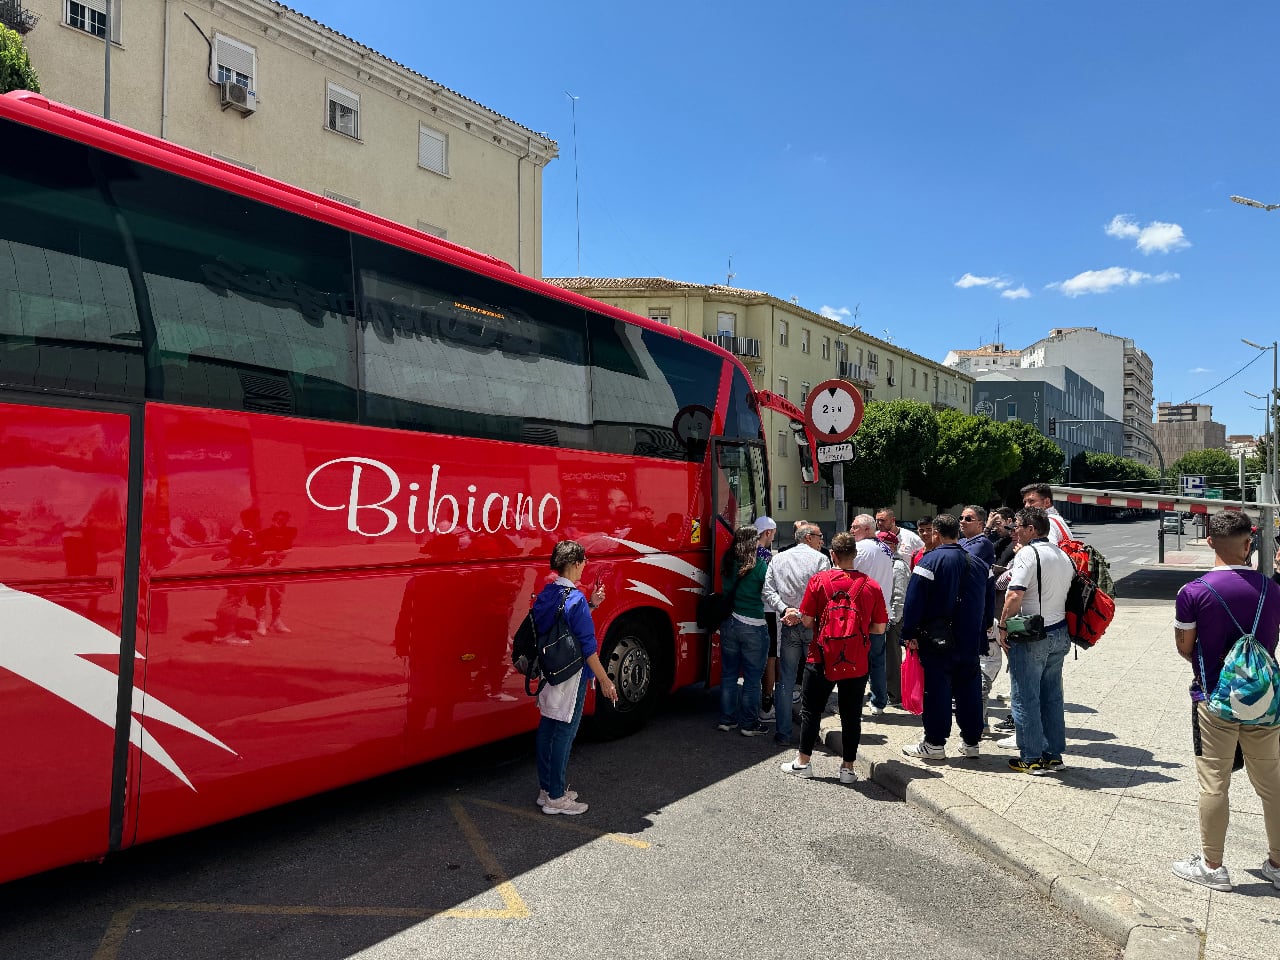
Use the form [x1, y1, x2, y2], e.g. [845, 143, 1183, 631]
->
[707, 438, 769, 683]
[0, 398, 140, 884]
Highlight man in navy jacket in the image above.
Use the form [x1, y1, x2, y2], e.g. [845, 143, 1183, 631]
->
[900, 513, 994, 761]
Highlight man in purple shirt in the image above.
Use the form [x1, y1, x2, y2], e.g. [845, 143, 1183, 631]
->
[1172, 510, 1280, 892]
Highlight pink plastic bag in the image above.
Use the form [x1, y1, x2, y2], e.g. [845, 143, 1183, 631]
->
[901, 648, 924, 715]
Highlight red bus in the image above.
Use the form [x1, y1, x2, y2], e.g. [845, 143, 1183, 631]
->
[0, 92, 813, 884]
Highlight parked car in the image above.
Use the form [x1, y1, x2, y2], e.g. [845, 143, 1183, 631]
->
[1161, 514, 1184, 534]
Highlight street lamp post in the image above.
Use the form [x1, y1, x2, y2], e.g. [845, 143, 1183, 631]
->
[1243, 337, 1279, 576]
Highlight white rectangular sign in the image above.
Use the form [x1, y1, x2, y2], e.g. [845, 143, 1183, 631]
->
[817, 442, 854, 464]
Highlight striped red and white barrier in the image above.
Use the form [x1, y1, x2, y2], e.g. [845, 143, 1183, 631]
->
[1049, 486, 1277, 514]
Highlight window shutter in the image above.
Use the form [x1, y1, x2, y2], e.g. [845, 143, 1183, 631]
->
[328, 83, 359, 113]
[214, 34, 256, 87]
[418, 126, 448, 174]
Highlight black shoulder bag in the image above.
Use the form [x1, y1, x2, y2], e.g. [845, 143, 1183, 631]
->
[537, 587, 586, 687]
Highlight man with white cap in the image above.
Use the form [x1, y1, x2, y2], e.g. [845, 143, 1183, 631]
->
[754, 516, 779, 720]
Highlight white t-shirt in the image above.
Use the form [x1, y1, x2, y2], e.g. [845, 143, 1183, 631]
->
[1046, 508, 1072, 545]
[893, 527, 924, 564]
[1007, 540, 1074, 623]
[853, 537, 895, 614]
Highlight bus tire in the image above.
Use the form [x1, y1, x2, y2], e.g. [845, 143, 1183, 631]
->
[589, 614, 668, 740]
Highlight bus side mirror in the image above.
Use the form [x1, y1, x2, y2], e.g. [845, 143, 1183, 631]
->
[789, 420, 817, 484]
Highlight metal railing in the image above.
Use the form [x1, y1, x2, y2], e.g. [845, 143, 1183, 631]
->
[703, 333, 761, 358]
[0, 0, 39, 32]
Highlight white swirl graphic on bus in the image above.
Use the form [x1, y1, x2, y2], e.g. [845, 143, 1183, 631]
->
[305, 456, 561, 537]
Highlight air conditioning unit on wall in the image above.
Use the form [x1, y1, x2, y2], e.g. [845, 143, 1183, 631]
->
[220, 81, 257, 115]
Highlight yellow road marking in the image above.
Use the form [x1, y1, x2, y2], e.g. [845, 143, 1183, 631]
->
[469, 797, 651, 849]
[92, 799, 531, 959]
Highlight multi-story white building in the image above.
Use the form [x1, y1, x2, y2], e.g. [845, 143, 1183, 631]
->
[942, 342, 1023, 375]
[1018, 328, 1155, 465]
[13, 0, 557, 274]
[547, 278, 973, 532]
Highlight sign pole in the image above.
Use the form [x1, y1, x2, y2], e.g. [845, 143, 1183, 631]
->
[834, 462, 845, 534]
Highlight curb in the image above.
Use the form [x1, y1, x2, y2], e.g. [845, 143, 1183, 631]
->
[824, 727, 1202, 959]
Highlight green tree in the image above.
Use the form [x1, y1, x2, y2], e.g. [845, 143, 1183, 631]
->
[905, 409, 1021, 512]
[0, 25, 40, 95]
[821, 399, 938, 508]
[1068, 451, 1161, 490]
[1171, 448, 1243, 502]
[993, 420, 1065, 506]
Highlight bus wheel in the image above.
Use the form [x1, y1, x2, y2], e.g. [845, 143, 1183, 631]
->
[590, 616, 665, 739]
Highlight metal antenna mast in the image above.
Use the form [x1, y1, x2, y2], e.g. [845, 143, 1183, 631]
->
[565, 92, 582, 275]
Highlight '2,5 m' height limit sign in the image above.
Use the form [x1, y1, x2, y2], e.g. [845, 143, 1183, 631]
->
[804, 379, 865, 443]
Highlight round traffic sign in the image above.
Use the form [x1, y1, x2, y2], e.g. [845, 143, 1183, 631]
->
[804, 378, 864, 443]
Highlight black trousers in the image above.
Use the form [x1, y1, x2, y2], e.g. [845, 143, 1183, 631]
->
[798, 664, 868, 761]
[920, 649, 983, 747]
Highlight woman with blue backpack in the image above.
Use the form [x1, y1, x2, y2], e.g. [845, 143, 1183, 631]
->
[532, 540, 616, 816]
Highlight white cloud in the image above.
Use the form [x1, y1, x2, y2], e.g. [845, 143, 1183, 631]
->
[955, 273, 1010, 289]
[1047, 266, 1179, 297]
[1188, 367, 1212, 374]
[1001, 286, 1031, 300]
[1105, 215, 1191, 254]
[819, 305, 852, 322]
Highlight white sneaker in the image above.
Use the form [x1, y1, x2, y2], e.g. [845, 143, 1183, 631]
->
[542, 795, 589, 816]
[758, 705, 776, 721]
[997, 735, 1018, 749]
[780, 758, 814, 778]
[839, 766, 859, 784]
[868, 705, 886, 716]
[956, 742, 980, 759]
[1172, 854, 1232, 891]
[792, 690, 802, 704]
[256, 617, 269, 636]
[1261, 858, 1280, 890]
[213, 634, 250, 646]
[902, 740, 946, 761]
[536, 789, 578, 807]
[270, 618, 291, 633]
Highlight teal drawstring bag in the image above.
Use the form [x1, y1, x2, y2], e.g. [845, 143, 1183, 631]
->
[1195, 578, 1280, 727]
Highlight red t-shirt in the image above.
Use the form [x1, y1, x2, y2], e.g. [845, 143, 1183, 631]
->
[799, 568, 888, 665]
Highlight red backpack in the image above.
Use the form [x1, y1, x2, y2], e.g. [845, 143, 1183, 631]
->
[814, 574, 871, 680]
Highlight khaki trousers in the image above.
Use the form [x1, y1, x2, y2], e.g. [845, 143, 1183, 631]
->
[1193, 701, 1280, 865]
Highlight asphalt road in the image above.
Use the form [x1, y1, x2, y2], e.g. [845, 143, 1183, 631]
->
[0, 689, 1121, 960]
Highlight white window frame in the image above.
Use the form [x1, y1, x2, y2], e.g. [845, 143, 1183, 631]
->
[648, 307, 672, 325]
[777, 376, 788, 399]
[800, 486, 810, 511]
[212, 33, 256, 91]
[716, 311, 736, 336]
[777, 485, 788, 510]
[778, 319, 789, 347]
[821, 337, 831, 360]
[418, 124, 449, 176]
[776, 431, 788, 458]
[326, 82, 361, 140]
[800, 381, 810, 404]
[801, 328, 810, 354]
[66, 0, 120, 41]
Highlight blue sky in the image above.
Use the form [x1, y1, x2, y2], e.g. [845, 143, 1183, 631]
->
[298, 1, 1280, 437]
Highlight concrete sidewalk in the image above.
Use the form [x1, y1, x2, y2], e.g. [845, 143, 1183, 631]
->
[824, 547, 1280, 960]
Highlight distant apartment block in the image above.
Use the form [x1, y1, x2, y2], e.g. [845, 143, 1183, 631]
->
[1153, 402, 1227, 465]
[18, 0, 557, 274]
[547, 278, 973, 529]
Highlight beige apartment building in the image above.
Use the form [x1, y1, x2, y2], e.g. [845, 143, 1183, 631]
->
[548, 278, 974, 533]
[1154, 402, 1227, 465]
[14, 0, 556, 274]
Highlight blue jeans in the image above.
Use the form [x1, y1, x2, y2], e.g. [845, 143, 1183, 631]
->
[718, 617, 769, 729]
[868, 631, 888, 708]
[775, 622, 810, 741]
[1008, 624, 1071, 763]
[535, 672, 589, 799]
